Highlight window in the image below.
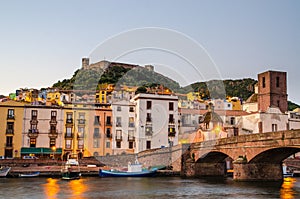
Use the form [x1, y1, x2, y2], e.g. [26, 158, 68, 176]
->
[262, 77, 266, 88]
[272, 124, 278, 132]
[145, 126, 152, 136]
[116, 117, 122, 127]
[66, 127, 72, 137]
[146, 141, 151, 149]
[128, 130, 134, 140]
[78, 139, 84, 149]
[129, 141, 134, 149]
[116, 130, 122, 140]
[6, 136, 13, 147]
[276, 76, 280, 87]
[7, 109, 14, 119]
[106, 141, 110, 148]
[146, 113, 152, 122]
[50, 138, 56, 147]
[65, 140, 71, 149]
[106, 128, 111, 138]
[93, 139, 99, 148]
[116, 141, 121, 148]
[6, 122, 14, 134]
[67, 113, 73, 123]
[93, 128, 100, 138]
[129, 117, 134, 127]
[117, 106, 121, 111]
[169, 102, 174, 111]
[31, 110, 38, 120]
[147, 101, 152, 110]
[106, 116, 111, 125]
[78, 113, 85, 124]
[78, 127, 84, 138]
[129, 107, 134, 112]
[230, 117, 235, 125]
[277, 100, 280, 108]
[30, 138, 36, 147]
[94, 116, 100, 125]
[51, 111, 57, 117]
[169, 114, 174, 123]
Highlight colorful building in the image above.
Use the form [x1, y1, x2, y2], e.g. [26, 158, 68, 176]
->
[0, 100, 26, 158]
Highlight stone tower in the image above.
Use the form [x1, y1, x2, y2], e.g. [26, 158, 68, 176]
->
[82, 58, 90, 69]
[258, 70, 288, 113]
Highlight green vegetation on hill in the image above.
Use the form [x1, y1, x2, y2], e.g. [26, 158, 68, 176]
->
[52, 64, 299, 109]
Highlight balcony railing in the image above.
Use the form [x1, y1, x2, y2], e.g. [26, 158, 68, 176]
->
[106, 133, 112, 138]
[94, 121, 100, 126]
[66, 118, 73, 124]
[6, 129, 14, 135]
[128, 123, 135, 128]
[168, 119, 175, 124]
[30, 119, 38, 125]
[28, 129, 39, 138]
[7, 115, 15, 120]
[5, 143, 13, 148]
[65, 133, 73, 138]
[78, 119, 86, 125]
[106, 121, 112, 126]
[128, 136, 135, 141]
[49, 119, 57, 125]
[146, 117, 152, 123]
[115, 136, 123, 141]
[116, 122, 122, 127]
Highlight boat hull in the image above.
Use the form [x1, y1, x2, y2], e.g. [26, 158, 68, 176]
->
[62, 171, 81, 180]
[99, 169, 157, 177]
[0, 167, 11, 177]
[19, 172, 40, 177]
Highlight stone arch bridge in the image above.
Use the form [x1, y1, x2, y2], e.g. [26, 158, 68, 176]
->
[181, 130, 300, 181]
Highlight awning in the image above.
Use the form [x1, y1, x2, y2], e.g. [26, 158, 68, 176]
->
[21, 147, 62, 154]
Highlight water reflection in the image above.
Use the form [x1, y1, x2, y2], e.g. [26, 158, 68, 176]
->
[43, 178, 59, 199]
[281, 177, 296, 199]
[69, 179, 88, 198]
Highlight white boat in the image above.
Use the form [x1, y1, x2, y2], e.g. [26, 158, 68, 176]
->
[283, 164, 294, 177]
[99, 157, 157, 177]
[61, 158, 81, 180]
[0, 167, 11, 177]
[19, 171, 40, 177]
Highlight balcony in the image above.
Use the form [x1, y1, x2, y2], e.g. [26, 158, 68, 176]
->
[28, 129, 39, 138]
[116, 122, 122, 127]
[106, 133, 112, 139]
[6, 129, 14, 135]
[128, 136, 135, 141]
[78, 119, 86, 125]
[106, 121, 112, 126]
[115, 136, 123, 141]
[49, 119, 57, 125]
[145, 126, 153, 136]
[128, 123, 135, 128]
[30, 119, 38, 125]
[5, 143, 13, 148]
[168, 127, 176, 137]
[7, 115, 15, 120]
[48, 130, 58, 138]
[65, 133, 73, 139]
[66, 118, 73, 124]
[146, 117, 152, 123]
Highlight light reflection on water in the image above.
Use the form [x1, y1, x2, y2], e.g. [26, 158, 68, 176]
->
[0, 177, 299, 199]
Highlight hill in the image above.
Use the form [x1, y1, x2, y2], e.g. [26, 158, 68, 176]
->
[52, 62, 299, 110]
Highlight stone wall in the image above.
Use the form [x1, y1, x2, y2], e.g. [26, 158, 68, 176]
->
[96, 154, 136, 167]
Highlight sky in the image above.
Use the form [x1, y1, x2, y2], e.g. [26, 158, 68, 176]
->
[0, 0, 299, 104]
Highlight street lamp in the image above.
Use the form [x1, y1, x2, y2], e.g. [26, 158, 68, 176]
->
[52, 146, 56, 160]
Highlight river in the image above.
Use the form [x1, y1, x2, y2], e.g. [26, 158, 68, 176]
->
[0, 176, 299, 199]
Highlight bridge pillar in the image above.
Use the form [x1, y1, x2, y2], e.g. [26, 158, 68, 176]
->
[233, 163, 283, 181]
[194, 162, 226, 177]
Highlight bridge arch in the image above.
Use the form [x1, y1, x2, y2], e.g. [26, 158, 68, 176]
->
[196, 151, 233, 163]
[248, 147, 300, 164]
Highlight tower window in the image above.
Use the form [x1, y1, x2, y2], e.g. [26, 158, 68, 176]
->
[276, 76, 280, 87]
[262, 77, 266, 88]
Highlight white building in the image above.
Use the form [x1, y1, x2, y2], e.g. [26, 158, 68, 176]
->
[112, 100, 136, 155]
[133, 93, 179, 153]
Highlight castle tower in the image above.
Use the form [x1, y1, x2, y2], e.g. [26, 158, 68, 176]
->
[258, 70, 288, 113]
[82, 58, 90, 69]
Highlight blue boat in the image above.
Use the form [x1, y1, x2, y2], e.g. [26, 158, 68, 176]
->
[99, 158, 157, 177]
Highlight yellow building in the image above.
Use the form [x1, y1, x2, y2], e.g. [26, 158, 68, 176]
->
[46, 91, 63, 106]
[186, 92, 202, 102]
[62, 103, 92, 159]
[227, 97, 242, 110]
[96, 83, 114, 103]
[0, 100, 26, 158]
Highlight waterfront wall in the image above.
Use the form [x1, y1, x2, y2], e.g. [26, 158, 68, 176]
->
[96, 145, 185, 171]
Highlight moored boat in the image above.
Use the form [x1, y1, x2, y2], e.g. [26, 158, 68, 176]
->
[61, 158, 81, 180]
[99, 158, 157, 177]
[19, 171, 40, 178]
[0, 167, 11, 177]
